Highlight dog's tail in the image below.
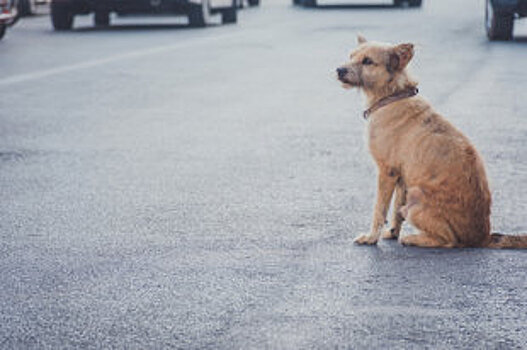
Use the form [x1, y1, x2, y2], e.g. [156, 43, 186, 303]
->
[486, 233, 527, 249]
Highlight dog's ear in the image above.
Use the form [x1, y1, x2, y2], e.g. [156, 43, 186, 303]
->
[388, 43, 414, 72]
[357, 34, 367, 45]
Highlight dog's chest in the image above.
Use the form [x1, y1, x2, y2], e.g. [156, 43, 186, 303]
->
[367, 120, 398, 165]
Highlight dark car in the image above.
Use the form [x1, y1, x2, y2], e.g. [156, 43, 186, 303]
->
[0, 0, 18, 40]
[293, 0, 421, 8]
[50, 0, 237, 30]
[486, 0, 527, 40]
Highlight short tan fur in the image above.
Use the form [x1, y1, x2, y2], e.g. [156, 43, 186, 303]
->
[337, 36, 526, 248]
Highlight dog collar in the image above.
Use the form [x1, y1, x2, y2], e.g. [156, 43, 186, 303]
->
[363, 87, 419, 120]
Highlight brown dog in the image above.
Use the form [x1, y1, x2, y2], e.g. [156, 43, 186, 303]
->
[337, 36, 526, 248]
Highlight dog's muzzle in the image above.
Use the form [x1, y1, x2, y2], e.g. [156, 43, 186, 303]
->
[336, 67, 348, 81]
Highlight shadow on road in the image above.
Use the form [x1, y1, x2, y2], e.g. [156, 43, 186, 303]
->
[299, 4, 417, 10]
[513, 35, 527, 42]
[72, 23, 221, 32]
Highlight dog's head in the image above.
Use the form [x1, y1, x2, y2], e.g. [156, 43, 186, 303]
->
[337, 36, 415, 92]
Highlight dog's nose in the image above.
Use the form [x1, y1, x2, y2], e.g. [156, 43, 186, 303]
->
[337, 67, 348, 79]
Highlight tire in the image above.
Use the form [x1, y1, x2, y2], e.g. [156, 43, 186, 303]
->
[394, 0, 421, 6]
[248, 0, 259, 6]
[188, 0, 210, 28]
[221, 5, 237, 24]
[0, 25, 6, 41]
[485, 0, 514, 41]
[94, 11, 110, 27]
[303, 0, 316, 7]
[51, 1, 74, 30]
[18, 0, 34, 16]
[293, 0, 301, 5]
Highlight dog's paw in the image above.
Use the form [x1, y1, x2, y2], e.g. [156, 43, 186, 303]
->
[382, 228, 399, 240]
[354, 234, 379, 245]
[398, 236, 411, 246]
[398, 234, 417, 246]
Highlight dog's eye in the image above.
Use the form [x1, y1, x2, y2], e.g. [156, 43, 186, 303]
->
[362, 57, 374, 65]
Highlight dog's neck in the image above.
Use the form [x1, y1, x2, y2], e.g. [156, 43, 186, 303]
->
[363, 72, 418, 110]
[363, 87, 419, 119]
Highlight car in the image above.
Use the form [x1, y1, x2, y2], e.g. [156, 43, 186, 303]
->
[294, 0, 421, 8]
[0, 0, 18, 40]
[486, 0, 527, 40]
[50, 0, 238, 30]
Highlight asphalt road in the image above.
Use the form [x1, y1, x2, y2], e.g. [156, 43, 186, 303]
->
[1, 0, 527, 348]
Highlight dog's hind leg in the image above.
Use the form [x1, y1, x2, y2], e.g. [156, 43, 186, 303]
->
[399, 190, 458, 248]
[382, 179, 406, 240]
[399, 231, 456, 248]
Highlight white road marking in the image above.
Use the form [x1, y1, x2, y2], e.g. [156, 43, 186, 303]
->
[0, 32, 233, 87]
[0, 9, 311, 88]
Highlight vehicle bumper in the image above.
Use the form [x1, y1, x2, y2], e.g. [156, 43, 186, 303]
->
[53, 0, 233, 12]
[0, 12, 16, 24]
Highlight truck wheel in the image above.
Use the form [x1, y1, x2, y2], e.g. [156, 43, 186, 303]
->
[221, 4, 237, 24]
[51, 1, 74, 30]
[18, 0, 34, 17]
[485, 0, 514, 41]
[94, 11, 110, 27]
[188, 0, 210, 28]
[0, 24, 6, 40]
[248, 0, 259, 6]
[394, 0, 421, 6]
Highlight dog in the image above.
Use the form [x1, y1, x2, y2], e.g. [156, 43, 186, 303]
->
[336, 35, 526, 248]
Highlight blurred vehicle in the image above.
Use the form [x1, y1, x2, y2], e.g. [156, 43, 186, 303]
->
[486, 0, 527, 40]
[236, 0, 258, 8]
[17, 0, 50, 17]
[294, 0, 421, 8]
[50, 0, 237, 30]
[393, 0, 421, 6]
[0, 0, 18, 40]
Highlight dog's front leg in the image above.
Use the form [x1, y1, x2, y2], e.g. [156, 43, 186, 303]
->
[355, 169, 398, 245]
[382, 179, 406, 240]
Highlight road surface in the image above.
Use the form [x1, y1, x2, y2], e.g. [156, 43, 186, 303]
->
[1, 0, 527, 348]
